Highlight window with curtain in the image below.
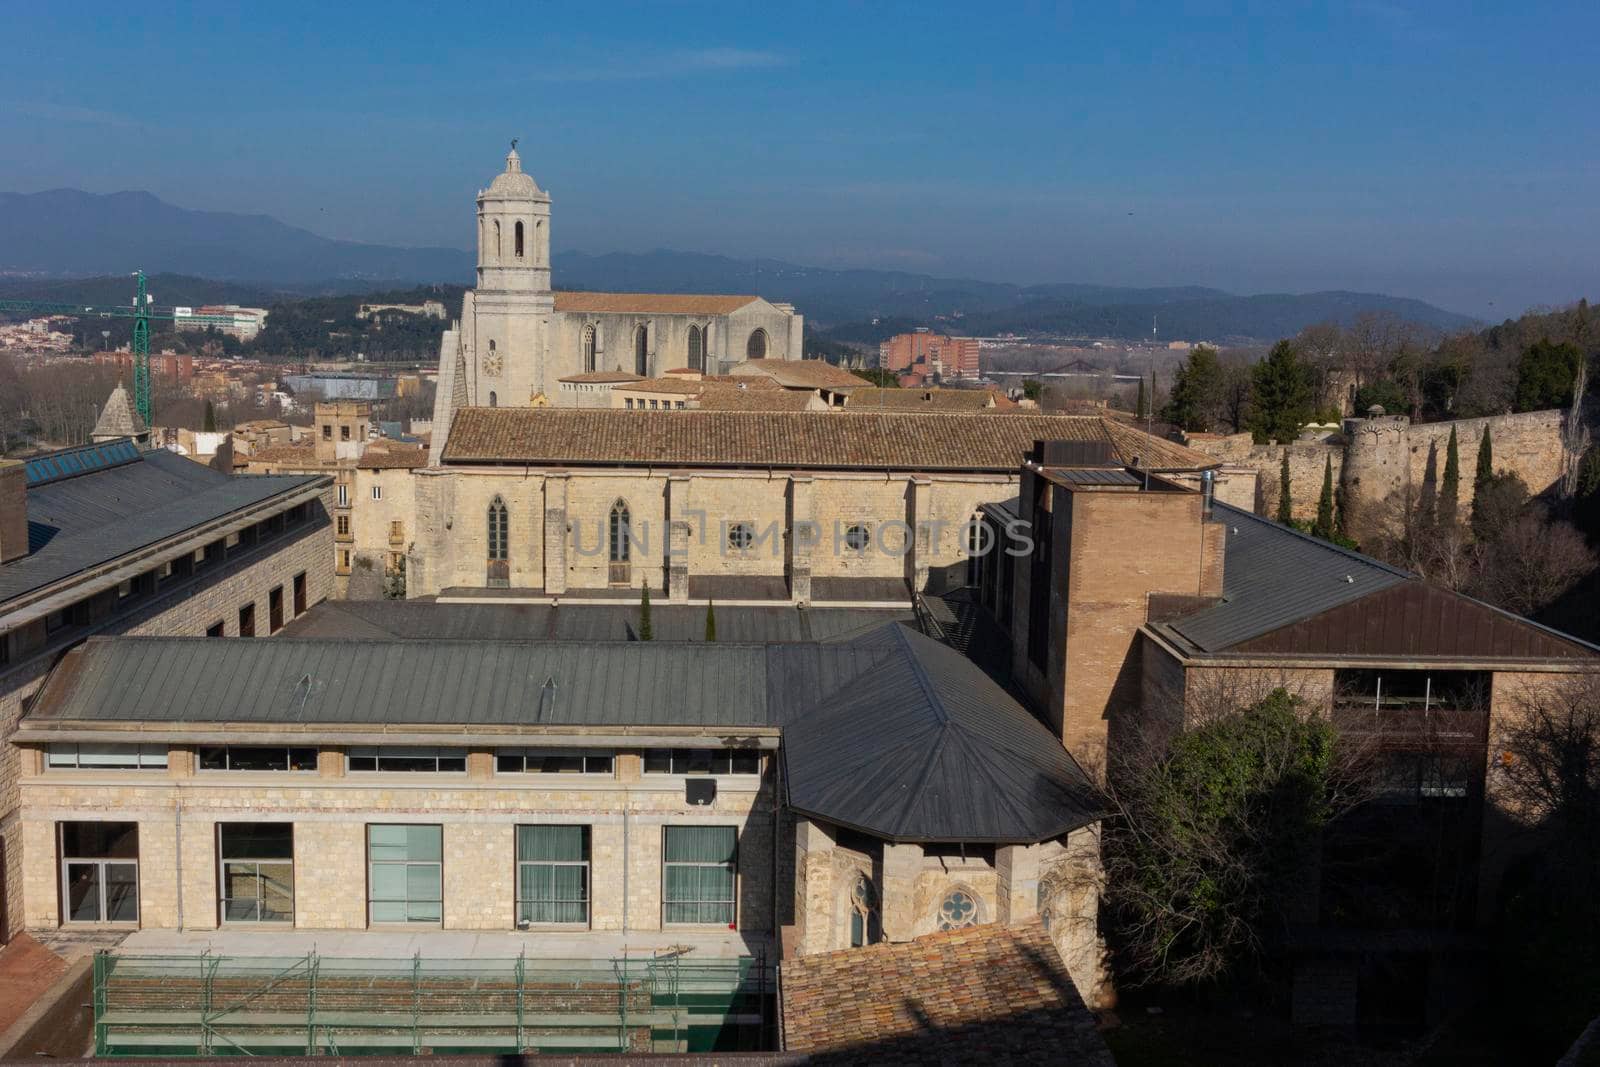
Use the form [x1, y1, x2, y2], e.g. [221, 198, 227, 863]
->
[218, 823, 294, 923]
[488, 496, 509, 561]
[367, 824, 442, 924]
[663, 826, 736, 926]
[516, 825, 589, 925]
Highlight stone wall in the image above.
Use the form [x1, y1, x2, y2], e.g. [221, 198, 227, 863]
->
[18, 749, 775, 934]
[408, 466, 1015, 600]
[1182, 409, 1568, 528]
[0, 505, 333, 939]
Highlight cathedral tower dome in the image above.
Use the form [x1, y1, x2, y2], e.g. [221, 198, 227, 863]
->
[475, 140, 551, 294]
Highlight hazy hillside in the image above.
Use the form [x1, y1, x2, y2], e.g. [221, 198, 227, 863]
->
[0, 189, 473, 284]
[1, 188, 1479, 342]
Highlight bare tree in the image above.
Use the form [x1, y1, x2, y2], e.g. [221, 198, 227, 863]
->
[1473, 507, 1595, 617]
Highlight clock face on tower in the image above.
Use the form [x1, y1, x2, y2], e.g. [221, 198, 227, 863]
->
[483, 352, 503, 377]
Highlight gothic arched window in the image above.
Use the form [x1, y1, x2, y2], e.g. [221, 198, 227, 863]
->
[688, 325, 704, 372]
[487, 496, 509, 562]
[746, 328, 768, 360]
[493, 220, 502, 261]
[514, 220, 525, 259]
[581, 324, 597, 373]
[488, 390, 497, 407]
[850, 874, 879, 947]
[608, 500, 631, 563]
[634, 325, 649, 377]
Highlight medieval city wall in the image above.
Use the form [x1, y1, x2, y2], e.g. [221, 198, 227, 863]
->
[1183, 408, 1567, 525]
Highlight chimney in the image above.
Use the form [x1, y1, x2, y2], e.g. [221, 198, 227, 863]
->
[0, 460, 27, 564]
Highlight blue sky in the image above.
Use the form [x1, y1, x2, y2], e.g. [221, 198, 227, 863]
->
[3, 1, 1596, 316]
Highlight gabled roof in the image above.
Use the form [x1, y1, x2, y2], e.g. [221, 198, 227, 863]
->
[1, 449, 321, 606]
[781, 625, 1100, 842]
[1159, 502, 1599, 659]
[730, 359, 866, 390]
[27, 623, 1099, 845]
[552, 292, 759, 316]
[442, 408, 1218, 473]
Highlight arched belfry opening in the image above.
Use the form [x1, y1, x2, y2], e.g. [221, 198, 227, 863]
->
[514, 221, 525, 259]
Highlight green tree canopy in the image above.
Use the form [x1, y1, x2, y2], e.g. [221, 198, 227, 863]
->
[1247, 340, 1314, 444]
[202, 399, 217, 433]
[1440, 427, 1461, 528]
[1104, 689, 1341, 986]
[638, 583, 653, 641]
[1161, 345, 1223, 432]
[1515, 339, 1584, 412]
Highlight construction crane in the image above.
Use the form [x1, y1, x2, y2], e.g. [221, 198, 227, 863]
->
[0, 270, 235, 427]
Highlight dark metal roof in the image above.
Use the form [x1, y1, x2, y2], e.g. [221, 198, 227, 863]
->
[280, 601, 914, 644]
[1163, 502, 1410, 653]
[780, 625, 1101, 843]
[2, 449, 323, 605]
[29, 623, 1099, 844]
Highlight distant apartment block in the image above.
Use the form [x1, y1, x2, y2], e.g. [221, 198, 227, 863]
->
[878, 329, 981, 379]
[93, 350, 193, 383]
[356, 300, 447, 320]
[174, 304, 270, 341]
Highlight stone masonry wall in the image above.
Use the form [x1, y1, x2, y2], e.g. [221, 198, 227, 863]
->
[18, 750, 774, 934]
[1184, 409, 1567, 526]
[0, 503, 333, 939]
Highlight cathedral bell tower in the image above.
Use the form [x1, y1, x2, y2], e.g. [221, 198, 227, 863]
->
[467, 142, 554, 405]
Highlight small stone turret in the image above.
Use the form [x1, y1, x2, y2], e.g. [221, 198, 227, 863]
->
[90, 383, 150, 445]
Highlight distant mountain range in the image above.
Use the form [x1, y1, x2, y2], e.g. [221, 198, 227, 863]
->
[0, 188, 1480, 341]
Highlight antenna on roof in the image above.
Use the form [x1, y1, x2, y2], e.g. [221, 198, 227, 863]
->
[1144, 315, 1158, 490]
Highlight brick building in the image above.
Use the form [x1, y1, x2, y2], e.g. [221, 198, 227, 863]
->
[878, 329, 982, 379]
[0, 434, 333, 940]
[965, 444, 1600, 1027]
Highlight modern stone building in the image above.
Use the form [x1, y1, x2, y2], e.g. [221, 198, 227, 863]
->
[966, 443, 1600, 1026]
[0, 436, 333, 940]
[432, 147, 803, 425]
[10, 611, 1107, 1049]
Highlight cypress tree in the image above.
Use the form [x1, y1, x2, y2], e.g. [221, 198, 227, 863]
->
[1313, 455, 1335, 539]
[1334, 483, 1349, 540]
[704, 599, 717, 642]
[203, 399, 217, 432]
[1277, 451, 1293, 524]
[639, 583, 653, 641]
[1440, 427, 1461, 528]
[1472, 425, 1494, 529]
[1136, 375, 1148, 419]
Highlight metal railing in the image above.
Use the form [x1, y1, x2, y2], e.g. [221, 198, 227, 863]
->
[93, 946, 769, 1057]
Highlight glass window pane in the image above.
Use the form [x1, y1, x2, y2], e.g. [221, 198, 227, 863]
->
[665, 826, 735, 864]
[519, 825, 585, 862]
[288, 748, 318, 771]
[370, 864, 408, 900]
[47, 745, 78, 768]
[587, 754, 614, 775]
[643, 750, 672, 774]
[260, 864, 294, 921]
[436, 754, 466, 773]
[199, 747, 229, 770]
[406, 900, 441, 923]
[80, 746, 139, 769]
[406, 863, 441, 900]
[66, 863, 101, 921]
[729, 750, 760, 775]
[220, 823, 293, 860]
[381, 752, 434, 772]
[497, 753, 524, 773]
[406, 826, 442, 861]
[229, 747, 287, 772]
[62, 822, 138, 859]
[367, 825, 410, 858]
[104, 863, 139, 922]
[370, 900, 407, 923]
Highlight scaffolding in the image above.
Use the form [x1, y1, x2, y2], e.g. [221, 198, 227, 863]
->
[92, 947, 770, 1057]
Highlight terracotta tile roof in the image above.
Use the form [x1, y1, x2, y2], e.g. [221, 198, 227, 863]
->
[694, 388, 818, 412]
[846, 387, 1015, 411]
[442, 408, 1218, 472]
[358, 443, 428, 469]
[557, 371, 645, 384]
[731, 359, 869, 390]
[246, 443, 318, 466]
[552, 292, 760, 315]
[780, 920, 1113, 1064]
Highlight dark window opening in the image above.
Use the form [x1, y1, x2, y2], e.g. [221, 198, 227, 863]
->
[238, 603, 255, 638]
[268, 586, 284, 633]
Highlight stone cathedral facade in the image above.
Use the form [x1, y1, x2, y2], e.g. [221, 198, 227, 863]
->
[430, 147, 803, 448]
